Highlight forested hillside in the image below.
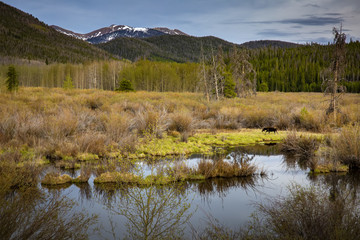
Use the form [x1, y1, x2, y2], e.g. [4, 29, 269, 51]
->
[0, 2, 359, 93]
[0, 2, 111, 64]
[2, 40, 359, 93]
[250, 41, 360, 93]
[97, 35, 239, 62]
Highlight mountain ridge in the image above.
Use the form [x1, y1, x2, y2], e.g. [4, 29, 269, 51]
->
[97, 34, 301, 62]
[51, 25, 189, 44]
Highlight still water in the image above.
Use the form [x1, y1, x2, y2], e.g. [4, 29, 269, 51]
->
[40, 144, 354, 239]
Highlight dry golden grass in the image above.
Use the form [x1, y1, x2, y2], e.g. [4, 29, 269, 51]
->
[0, 88, 358, 164]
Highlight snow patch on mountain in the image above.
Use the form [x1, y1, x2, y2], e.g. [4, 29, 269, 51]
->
[52, 24, 188, 44]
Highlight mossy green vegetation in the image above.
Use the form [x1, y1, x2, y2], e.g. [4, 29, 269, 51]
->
[136, 130, 286, 157]
[311, 164, 349, 174]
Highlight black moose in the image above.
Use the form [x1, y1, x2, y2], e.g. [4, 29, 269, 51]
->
[262, 127, 278, 134]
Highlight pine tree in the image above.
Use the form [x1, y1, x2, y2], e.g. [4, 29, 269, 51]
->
[223, 71, 236, 98]
[117, 78, 135, 92]
[6, 66, 18, 92]
[259, 82, 269, 92]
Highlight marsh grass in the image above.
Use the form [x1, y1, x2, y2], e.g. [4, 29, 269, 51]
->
[41, 172, 72, 185]
[0, 88, 358, 166]
[281, 131, 321, 163]
[243, 183, 360, 240]
[197, 152, 257, 178]
[332, 124, 360, 168]
[195, 183, 360, 240]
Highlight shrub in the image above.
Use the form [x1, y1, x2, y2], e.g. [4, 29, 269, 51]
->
[169, 112, 193, 133]
[332, 124, 360, 168]
[258, 82, 269, 92]
[134, 110, 168, 138]
[244, 183, 360, 240]
[105, 113, 132, 142]
[196, 152, 256, 178]
[292, 107, 323, 131]
[281, 132, 320, 163]
[84, 96, 103, 110]
[77, 132, 108, 155]
[214, 114, 240, 129]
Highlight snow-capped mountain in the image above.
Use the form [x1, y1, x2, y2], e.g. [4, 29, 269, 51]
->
[51, 25, 188, 44]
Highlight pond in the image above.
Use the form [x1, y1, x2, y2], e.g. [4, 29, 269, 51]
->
[40, 144, 360, 239]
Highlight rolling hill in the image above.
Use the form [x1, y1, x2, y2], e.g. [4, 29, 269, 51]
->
[96, 34, 301, 62]
[0, 2, 111, 64]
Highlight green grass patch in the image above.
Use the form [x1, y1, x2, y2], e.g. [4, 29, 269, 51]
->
[136, 129, 286, 157]
[311, 163, 349, 174]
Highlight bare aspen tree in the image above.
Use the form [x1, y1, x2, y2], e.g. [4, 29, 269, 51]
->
[216, 46, 226, 95]
[210, 46, 220, 100]
[322, 25, 346, 122]
[209, 45, 226, 100]
[230, 46, 257, 97]
[199, 43, 210, 102]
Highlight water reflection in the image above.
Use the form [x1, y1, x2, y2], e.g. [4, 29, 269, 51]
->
[193, 176, 262, 198]
[104, 184, 193, 240]
[74, 182, 93, 201]
[36, 144, 360, 239]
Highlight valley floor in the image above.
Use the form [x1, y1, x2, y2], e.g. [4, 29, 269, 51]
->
[0, 88, 358, 165]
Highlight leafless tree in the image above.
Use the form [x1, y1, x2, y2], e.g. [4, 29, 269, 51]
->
[322, 25, 347, 122]
[230, 46, 257, 98]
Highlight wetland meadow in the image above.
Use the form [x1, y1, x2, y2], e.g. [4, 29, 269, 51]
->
[1, 88, 360, 239]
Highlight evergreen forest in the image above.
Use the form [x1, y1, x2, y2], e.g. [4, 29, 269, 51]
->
[1, 41, 359, 93]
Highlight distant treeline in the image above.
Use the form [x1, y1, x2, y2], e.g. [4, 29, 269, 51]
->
[0, 60, 200, 92]
[0, 61, 127, 90]
[0, 42, 359, 93]
[250, 41, 360, 93]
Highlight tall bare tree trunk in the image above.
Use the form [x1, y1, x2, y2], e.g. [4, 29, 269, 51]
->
[332, 61, 338, 122]
[212, 54, 219, 101]
[202, 60, 209, 102]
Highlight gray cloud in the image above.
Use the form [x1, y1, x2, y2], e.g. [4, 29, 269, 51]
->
[324, 13, 343, 16]
[277, 15, 343, 26]
[304, 3, 321, 8]
[242, 16, 344, 26]
[223, 14, 343, 27]
[2, 0, 359, 44]
[257, 29, 298, 37]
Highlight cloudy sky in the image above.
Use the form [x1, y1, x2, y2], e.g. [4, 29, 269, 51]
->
[3, 0, 360, 44]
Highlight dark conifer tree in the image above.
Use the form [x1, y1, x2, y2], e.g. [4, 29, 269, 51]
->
[6, 66, 18, 92]
[117, 78, 135, 92]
